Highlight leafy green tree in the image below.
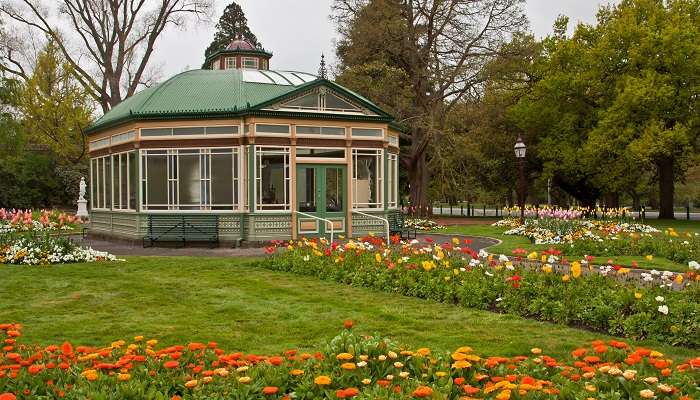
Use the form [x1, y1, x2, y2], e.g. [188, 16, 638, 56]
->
[333, 0, 527, 214]
[18, 39, 93, 164]
[584, 0, 700, 218]
[204, 2, 259, 58]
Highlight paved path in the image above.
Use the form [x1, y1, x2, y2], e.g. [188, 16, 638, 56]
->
[76, 233, 498, 257]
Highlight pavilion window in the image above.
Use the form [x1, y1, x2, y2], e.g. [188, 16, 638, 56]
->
[90, 155, 113, 210]
[255, 124, 290, 135]
[111, 151, 136, 210]
[225, 57, 236, 69]
[141, 148, 240, 211]
[295, 126, 345, 136]
[388, 153, 398, 208]
[255, 146, 290, 211]
[352, 149, 383, 209]
[242, 57, 258, 69]
[351, 128, 383, 138]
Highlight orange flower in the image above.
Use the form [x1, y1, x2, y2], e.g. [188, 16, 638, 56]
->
[184, 379, 197, 388]
[61, 341, 74, 356]
[0, 394, 16, 400]
[412, 386, 433, 398]
[343, 320, 354, 329]
[262, 387, 279, 395]
[314, 375, 331, 385]
[163, 361, 179, 369]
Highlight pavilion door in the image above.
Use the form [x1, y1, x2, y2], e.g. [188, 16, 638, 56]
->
[296, 164, 346, 237]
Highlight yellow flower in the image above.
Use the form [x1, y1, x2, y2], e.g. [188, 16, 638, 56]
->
[289, 369, 305, 376]
[393, 362, 404, 368]
[416, 348, 431, 356]
[452, 360, 472, 369]
[643, 377, 659, 385]
[649, 350, 663, 358]
[202, 376, 213, 383]
[361, 378, 371, 385]
[133, 336, 144, 342]
[455, 346, 472, 353]
[622, 370, 637, 380]
[635, 292, 643, 299]
[527, 251, 538, 260]
[238, 376, 252, 384]
[452, 237, 460, 245]
[375, 253, 382, 263]
[314, 375, 332, 385]
[562, 274, 570, 282]
[640, 389, 655, 398]
[571, 261, 581, 278]
[341, 362, 356, 370]
[117, 373, 130, 381]
[675, 274, 683, 284]
[185, 379, 198, 388]
[645, 255, 653, 261]
[435, 371, 447, 377]
[336, 352, 354, 361]
[530, 348, 542, 355]
[542, 264, 552, 273]
[146, 339, 158, 347]
[585, 384, 596, 392]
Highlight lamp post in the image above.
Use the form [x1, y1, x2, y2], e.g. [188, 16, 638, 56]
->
[514, 136, 527, 223]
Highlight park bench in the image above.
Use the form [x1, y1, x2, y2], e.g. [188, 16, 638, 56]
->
[143, 215, 219, 248]
[388, 212, 416, 241]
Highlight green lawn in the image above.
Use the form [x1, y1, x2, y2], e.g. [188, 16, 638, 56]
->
[434, 223, 692, 272]
[0, 257, 696, 361]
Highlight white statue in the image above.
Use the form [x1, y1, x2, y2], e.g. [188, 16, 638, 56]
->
[79, 177, 87, 201]
[76, 177, 89, 218]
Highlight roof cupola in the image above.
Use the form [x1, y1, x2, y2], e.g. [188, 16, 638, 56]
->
[205, 35, 273, 71]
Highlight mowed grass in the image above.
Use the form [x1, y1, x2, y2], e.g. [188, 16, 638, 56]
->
[434, 222, 696, 272]
[0, 257, 697, 360]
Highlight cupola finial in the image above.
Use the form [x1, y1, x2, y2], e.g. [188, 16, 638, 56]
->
[318, 53, 328, 79]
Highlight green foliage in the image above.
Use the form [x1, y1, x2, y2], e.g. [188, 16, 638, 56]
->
[18, 39, 93, 164]
[265, 244, 699, 347]
[204, 2, 259, 58]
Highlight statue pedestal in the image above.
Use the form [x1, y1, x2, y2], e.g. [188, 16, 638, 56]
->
[76, 199, 89, 218]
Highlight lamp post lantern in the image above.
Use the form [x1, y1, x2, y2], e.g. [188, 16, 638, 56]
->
[514, 136, 527, 223]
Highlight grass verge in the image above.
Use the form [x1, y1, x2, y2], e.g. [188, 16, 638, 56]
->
[0, 256, 696, 360]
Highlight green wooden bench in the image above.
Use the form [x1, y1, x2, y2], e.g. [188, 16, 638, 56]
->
[388, 212, 416, 241]
[143, 215, 219, 248]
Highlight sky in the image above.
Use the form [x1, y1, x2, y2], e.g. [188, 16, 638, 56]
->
[152, 0, 615, 78]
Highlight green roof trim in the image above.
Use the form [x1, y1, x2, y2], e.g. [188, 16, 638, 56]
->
[86, 69, 397, 135]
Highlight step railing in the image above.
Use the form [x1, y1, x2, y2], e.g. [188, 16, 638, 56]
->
[352, 210, 390, 242]
[294, 210, 335, 244]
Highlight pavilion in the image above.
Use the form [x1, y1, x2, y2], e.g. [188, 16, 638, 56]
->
[86, 37, 401, 243]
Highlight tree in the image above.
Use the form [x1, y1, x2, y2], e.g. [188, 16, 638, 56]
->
[204, 2, 259, 58]
[584, 0, 700, 218]
[18, 38, 93, 164]
[333, 0, 527, 215]
[0, 0, 212, 113]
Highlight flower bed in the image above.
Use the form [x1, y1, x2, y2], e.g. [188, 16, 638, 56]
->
[495, 217, 660, 244]
[405, 218, 445, 231]
[263, 238, 699, 347]
[0, 234, 117, 265]
[0, 322, 698, 399]
[0, 209, 82, 234]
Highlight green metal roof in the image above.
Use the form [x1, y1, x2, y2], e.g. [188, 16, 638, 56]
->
[87, 69, 394, 134]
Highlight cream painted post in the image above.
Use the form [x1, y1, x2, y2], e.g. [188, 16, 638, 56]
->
[291, 124, 298, 240]
[345, 125, 353, 238]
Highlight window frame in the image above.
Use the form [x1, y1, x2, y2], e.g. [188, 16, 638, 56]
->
[225, 57, 236, 69]
[388, 153, 399, 209]
[139, 125, 240, 138]
[294, 125, 346, 138]
[254, 123, 291, 137]
[351, 127, 385, 139]
[254, 145, 291, 212]
[241, 57, 259, 69]
[139, 147, 243, 213]
[111, 150, 137, 212]
[351, 148, 384, 210]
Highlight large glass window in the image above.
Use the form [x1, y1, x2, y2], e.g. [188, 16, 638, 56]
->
[352, 149, 383, 209]
[90, 156, 110, 210]
[296, 148, 345, 159]
[111, 151, 136, 210]
[255, 146, 290, 211]
[388, 153, 398, 209]
[141, 148, 240, 211]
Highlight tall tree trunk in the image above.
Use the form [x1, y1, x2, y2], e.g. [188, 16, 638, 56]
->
[657, 157, 675, 219]
[604, 192, 619, 208]
[408, 152, 429, 217]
